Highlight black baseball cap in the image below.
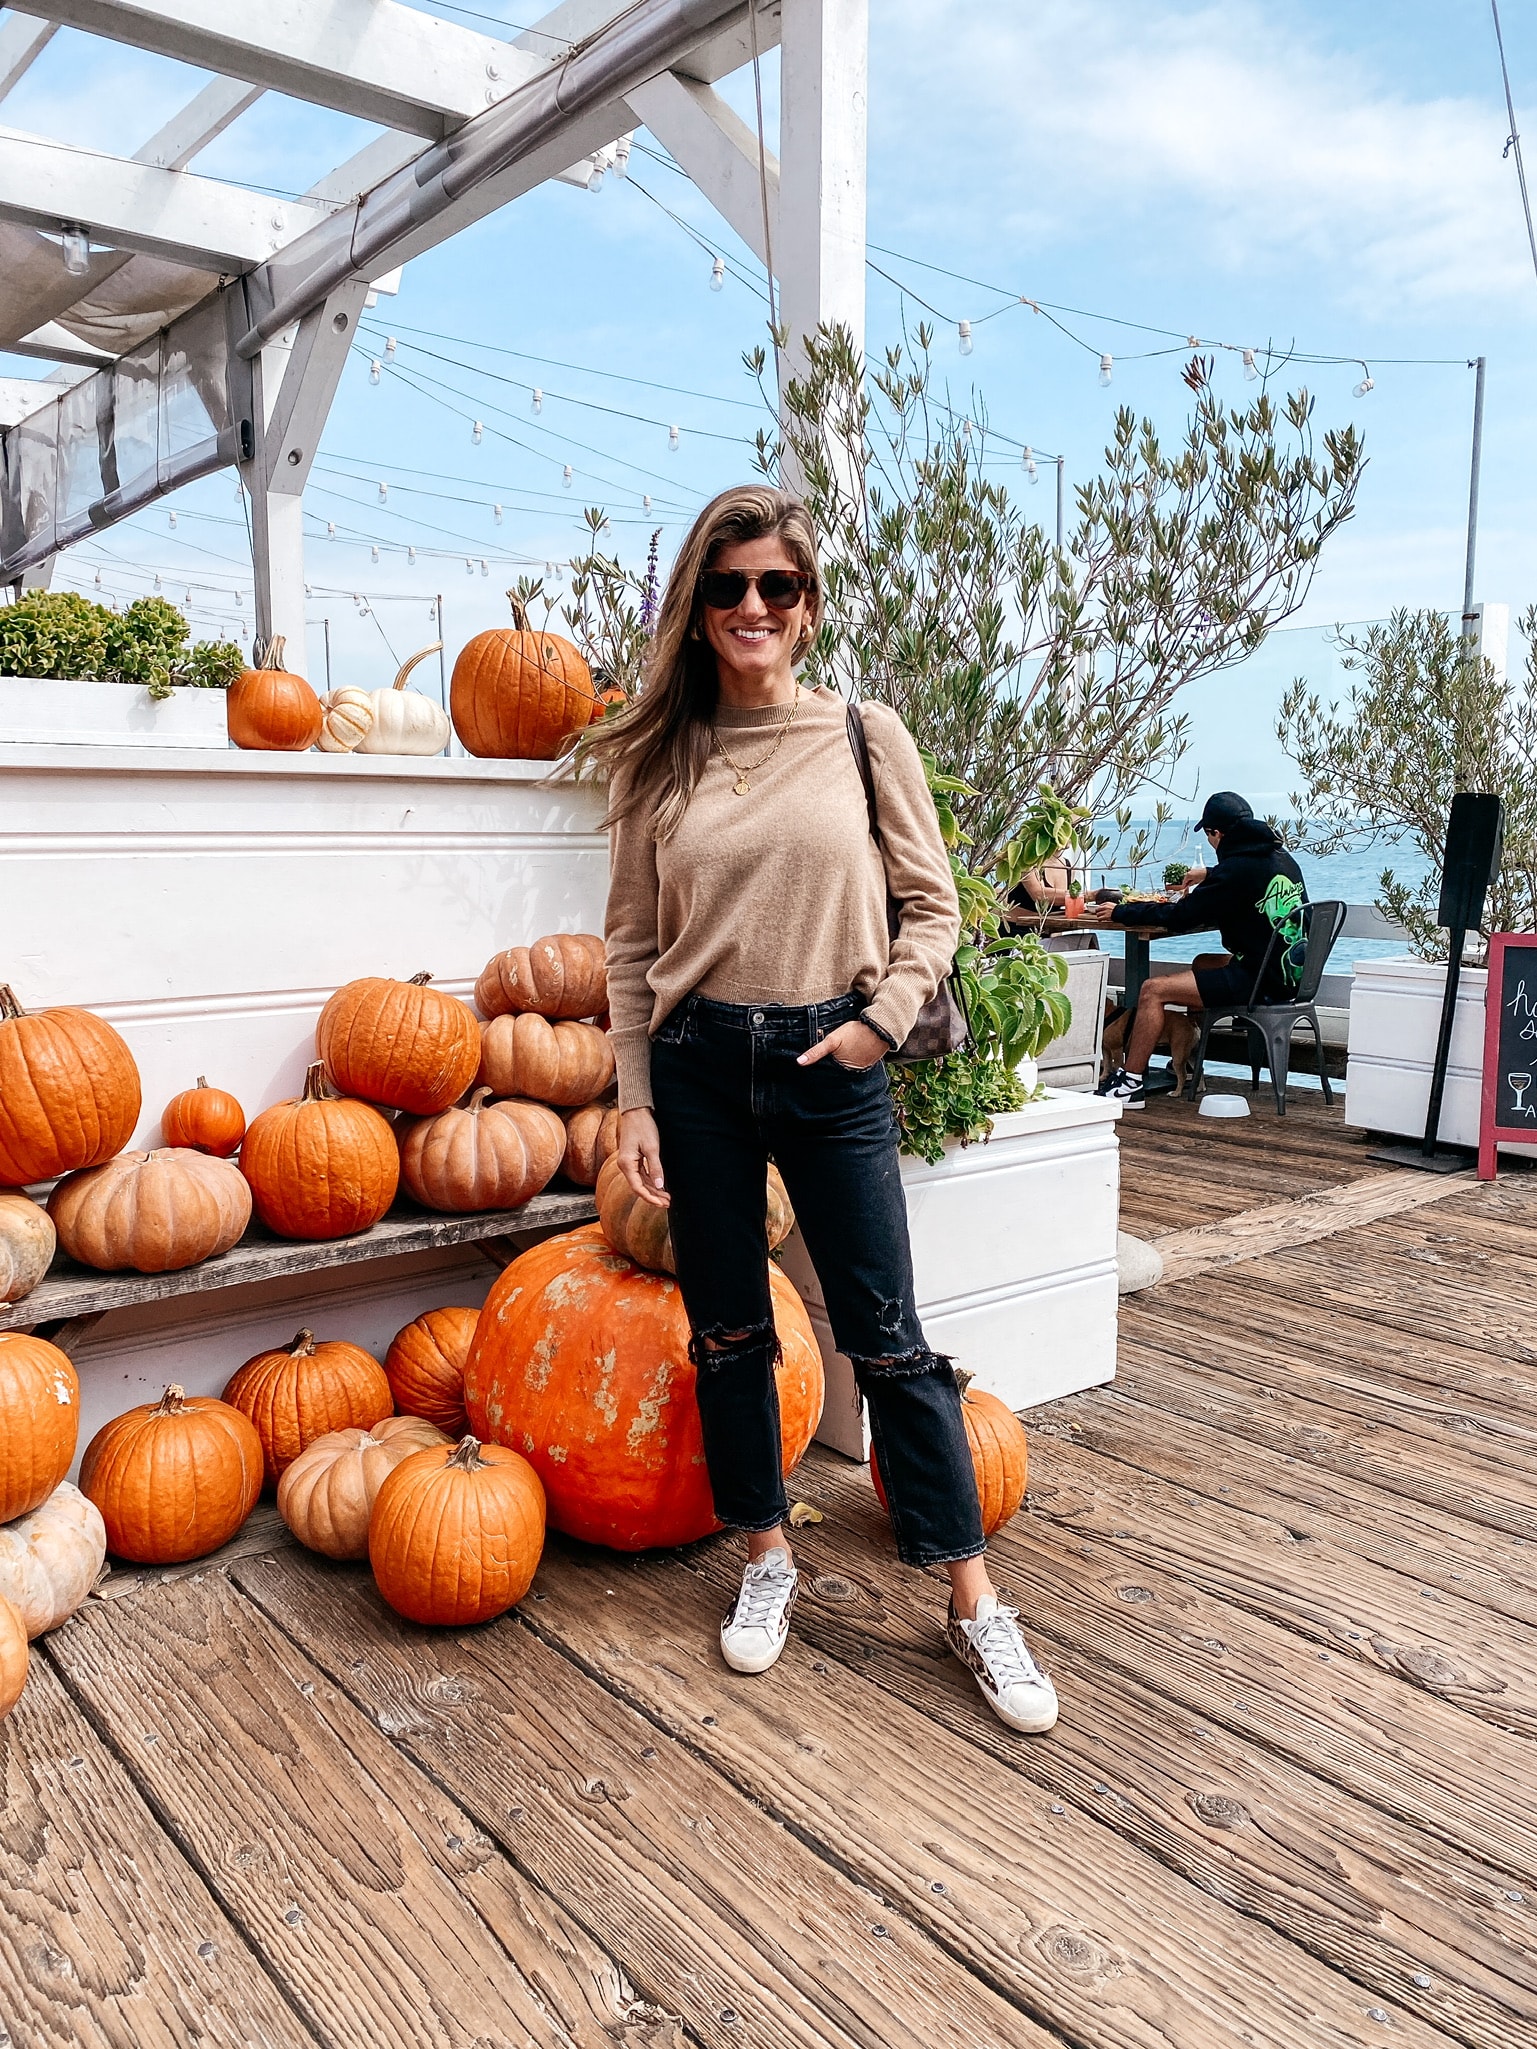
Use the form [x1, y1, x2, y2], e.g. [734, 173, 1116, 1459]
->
[1197, 791, 1254, 833]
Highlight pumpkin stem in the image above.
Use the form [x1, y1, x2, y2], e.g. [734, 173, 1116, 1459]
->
[153, 1385, 190, 1415]
[505, 589, 530, 632]
[0, 984, 25, 1021]
[446, 1435, 487, 1472]
[300, 1061, 330, 1104]
[953, 1367, 975, 1399]
[195, 1075, 208, 1089]
[391, 644, 442, 691]
[254, 634, 287, 672]
[408, 971, 433, 986]
[467, 1085, 494, 1114]
[287, 1329, 317, 1358]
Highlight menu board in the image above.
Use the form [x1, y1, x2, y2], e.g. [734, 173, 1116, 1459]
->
[1478, 934, 1537, 1177]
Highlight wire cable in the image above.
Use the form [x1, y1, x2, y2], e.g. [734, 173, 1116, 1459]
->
[1491, 0, 1537, 285]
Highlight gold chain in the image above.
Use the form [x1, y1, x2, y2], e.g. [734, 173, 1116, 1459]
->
[714, 689, 802, 795]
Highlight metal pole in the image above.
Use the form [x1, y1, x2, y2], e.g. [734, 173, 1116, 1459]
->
[1055, 457, 1065, 553]
[323, 616, 331, 691]
[1462, 356, 1486, 639]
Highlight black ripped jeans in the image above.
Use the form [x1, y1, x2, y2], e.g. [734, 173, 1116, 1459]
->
[650, 992, 986, 1568]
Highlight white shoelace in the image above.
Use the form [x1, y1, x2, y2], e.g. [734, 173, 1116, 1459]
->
[970, 1604, 1046, 1689]
[734, 1557, 795, 1630]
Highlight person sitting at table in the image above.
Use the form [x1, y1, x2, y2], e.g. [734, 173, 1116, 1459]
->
[1008, 856, 1116, 951]
[1088, 791, 1307, 1107]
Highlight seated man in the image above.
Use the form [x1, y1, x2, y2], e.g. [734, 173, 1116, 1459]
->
[1089, 792, 1307, 1107]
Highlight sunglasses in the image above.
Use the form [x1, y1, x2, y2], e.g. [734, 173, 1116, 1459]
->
[697, 568, 817, 611]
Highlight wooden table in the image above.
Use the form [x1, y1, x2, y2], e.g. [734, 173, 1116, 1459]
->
[1027, 908, 1219, 1006]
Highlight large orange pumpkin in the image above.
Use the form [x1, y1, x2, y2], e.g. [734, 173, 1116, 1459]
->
[276, 1416, 449, 1561]
[0, 1334, 79, 1524]
[450, 593, 597, 759]
[369, 1434, 547, 1625]
[465, 1223, 823, 1551]
[0, 1595, 27, 1721]
[475, 933, 607, 1021]
[222, 1327, 394, 1488]
[595, 1155, 793, 1276]
[479, 1014, 613, 1107]
[384, 1306, 479, 1437]
[870, 1369, 1029, 1536]
[240, 1063, 399, 1240]
[79, 1386, 263, 1564]
[161, 1077, 245, 1157]
[0, 985, 141, 1188]
[317, 972, 481, 1115]
[48, 1147, 251, 1273]
[226, 637, 323, 751]
[562, 1101, 620, 1188]
[398, 1089, 565, 1213]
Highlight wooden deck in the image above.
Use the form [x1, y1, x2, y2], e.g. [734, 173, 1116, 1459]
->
[5, 1090, 1536, 2049]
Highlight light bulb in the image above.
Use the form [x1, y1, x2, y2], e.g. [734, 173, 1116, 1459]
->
[479, 558, 488, 576]
[93, 570, 102, 587]
[465, 557, 475, 574]
[1242, 347, 1258, 381]
[961, 416, 973, 439]
[493, 503, 503, 524]
[408, 545, 416, 564]
[185, 590, 193, 605]
[370, 545, 379, 563]
[327, 521, 336, 537]
[1099, 353, 1113, 386]
[384, 336, 397, 357]
[613, 135, 631, 179]
[545, 561, 556, 576]
[168, 510, 177, 528]
[668, 425, 680, 452]
[562, 464, 573, 487]
[377, 481, 388, 502]
[61, 226, 90, 276]
[471, 420, 483, 444]
[153, 573, 161, 591]
[369, 359, 381, 385]
[1022, 445, 1039, 483]
[958, 320, 973, 357]
[427, 603, 437, 620]
[531, 387, 543, 414]
[710, 256, 725, 292]
[1353, 372, 1375, 397]
[587, 160, 605, 192]
[303, 584, 311, 598]
[643, 494, 652, 512]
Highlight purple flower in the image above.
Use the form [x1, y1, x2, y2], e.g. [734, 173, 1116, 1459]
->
[640, 526, 662, 634]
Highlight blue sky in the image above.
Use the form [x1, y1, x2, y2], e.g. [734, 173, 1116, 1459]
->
[5, 0, 1536, 806]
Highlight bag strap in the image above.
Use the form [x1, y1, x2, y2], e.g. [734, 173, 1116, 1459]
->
[846, 702, 882, 846]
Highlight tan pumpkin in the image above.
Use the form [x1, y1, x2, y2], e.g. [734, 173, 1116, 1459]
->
[357, 645, 452, 755]
[561, 1101, 620, 1188]
[384, 1306, 479, 1437]
[0, 984, 142, 1188]
[399, 1088, 565, 1212]
[316, 687, 375, 754]
[595, 1154, 794, 1276]
[226, 637, 323, 751]
[475, 932, 607, 1021]
[240, 1063, 399, 1241]
[79, 1386, 263, 1564]
[450, 593, 598, 759]
[0, 1595, 26, 1721]
[479, 1014, 614, 1107]
[48, 1148, 251, 1274]
[222, 1328, 394, 1488]
[871, 1369, 1029, 1536]
[0, 1481, 105, 1637]
[0, 1334, 80, 1524]
[276, 1416, 450, 1561]
[0, 1191, 55, 1305]
[317, 971, 481, 1115]
[160, 1077, 245, 1158]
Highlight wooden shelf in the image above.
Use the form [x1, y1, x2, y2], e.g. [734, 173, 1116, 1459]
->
[2, 1191, 598, 1331]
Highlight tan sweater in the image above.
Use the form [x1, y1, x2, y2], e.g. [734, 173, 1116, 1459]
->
[605, 688, 960, 1111]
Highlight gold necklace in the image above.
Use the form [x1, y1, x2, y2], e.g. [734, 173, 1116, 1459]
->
[714, 689, 802, 795]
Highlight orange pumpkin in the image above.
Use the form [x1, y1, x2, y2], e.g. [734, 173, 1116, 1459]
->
[226, 637, 324, 751]
[0, 985, 142, 1189]
[48, 1147, 251, 1273]
[222, 1327, 393, 1488]
[464, 1222, 823, 1551]
[240, 1063, 399, 1240]
[562, 1101, 620, 1188]
[871, 1369, 1029, 1536]
[79, 1386, 263, 1564]
[317, 971, 481, 1115]
[474, 933, 607, 1021]
[0, 1595, 27, 1721]
[161, 1076, 245, 1157]
[450, 593, 597, 759]
[369, 1434, 547, 1625]
[479, 1014, 613, 1107]
[384, 1306, 479, 1437]
[595, 1155, 793, 1276]
[398, 1089, 564, 1213]
[0, 1334, 79, 1524]
[276, 1416, 450, 1561]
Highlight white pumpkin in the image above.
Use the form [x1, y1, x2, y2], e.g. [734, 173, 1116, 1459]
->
[0, 1481, 105, 1636]
[357, 644, 452, 756]
[317, 687, 376, 754]
[0, 1191, 55, 1305]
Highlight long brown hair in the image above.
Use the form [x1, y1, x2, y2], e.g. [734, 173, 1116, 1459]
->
[580, 483, 822, 841]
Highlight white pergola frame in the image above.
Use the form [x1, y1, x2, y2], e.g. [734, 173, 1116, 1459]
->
[0, 0, 866, 651]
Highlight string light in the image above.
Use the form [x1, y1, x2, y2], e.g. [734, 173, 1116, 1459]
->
[370, 545, 380, 563]
[62, 226, 90, 276]
[471, 420, 484, 444]
[958, 319, 973, 357]
[668, 425, 680, 452]
[586, 158, 604, 193]
[493, 503, 503, 523]
[327, 521, 336, 537]
[479, 558, 488, 576]
[1242, 348, 1258, 381]
[384, 336, 397, 357]
[369, 360, 382, 385]
[377, 481, 388, 502]
[562, 464, 573, 487]
[152, 573, 161, 590]
[1099, 353, 1114, 387]
[408, 545, 417, 563]
[1022, 445, 1038, 482]
[643, 494, 652, 512]
[465, 557, 475, 573]
[1353, 371, 1375, 397]
[93, 570, 101, 586]
[710, 256, 725, 292]
[612, 135, 631, 179]
[531, 387, 543, 414]
[167, 510, 177, 528]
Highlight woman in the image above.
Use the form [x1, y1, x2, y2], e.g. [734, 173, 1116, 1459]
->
[584, 483, 1057, 1735]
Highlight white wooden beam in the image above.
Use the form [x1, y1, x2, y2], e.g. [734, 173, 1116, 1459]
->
[775, 0, 865, 377]
[135, 76, 264, 171]
[0, 12, 55, 104]
[0, 131, 333, 270]
[38, 0, 542, 140]
[625, 71, 778, 267]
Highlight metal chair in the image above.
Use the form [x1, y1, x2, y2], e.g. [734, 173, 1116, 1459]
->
[1183, 900, 1347, 1115]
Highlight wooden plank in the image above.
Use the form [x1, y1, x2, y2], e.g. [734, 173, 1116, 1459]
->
[1149, 1170, 1475, 1284]
[231, 1546, 1058, 2049]
[88, 1502, 297, 1603]
[0, 1192, 597, 1331]
[687, 1457, 1534, 2049]
[521, 1537, 1463, 2049]
[45, 1572, 690, 2049]
[1, 1653, 313, 2049]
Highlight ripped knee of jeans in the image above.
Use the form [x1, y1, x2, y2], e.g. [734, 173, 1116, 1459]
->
[847, 1345, 953, 1386]
[688, 1318, 781, 1378]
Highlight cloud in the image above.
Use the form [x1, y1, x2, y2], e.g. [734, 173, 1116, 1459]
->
[875, 0, 1532, 313]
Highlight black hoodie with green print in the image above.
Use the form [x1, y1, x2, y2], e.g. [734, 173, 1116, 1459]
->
[1113, 817, 1307, 992]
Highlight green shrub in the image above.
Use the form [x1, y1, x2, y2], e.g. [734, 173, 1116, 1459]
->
[0, 589, 245, 697]
[0, 590, 110, 680]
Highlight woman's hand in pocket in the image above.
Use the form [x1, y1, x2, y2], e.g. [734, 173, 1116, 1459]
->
[797, 1020, 888, 1072]
[618, 1108, 669, 1207]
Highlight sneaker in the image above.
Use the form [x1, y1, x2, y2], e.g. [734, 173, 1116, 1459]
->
[720, 1548, 799, 1674]
[1095, 1066, 1145, 1108]
[946, 1594, 1060, 1733]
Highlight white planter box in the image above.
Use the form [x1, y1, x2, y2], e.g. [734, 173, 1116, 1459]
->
[0, 676, 230, 748]
[780, 1091, 1122, 1455]
[1346, 956, 1537, 1161]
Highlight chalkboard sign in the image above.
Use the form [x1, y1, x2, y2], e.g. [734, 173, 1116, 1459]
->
[1478, 933, 1537, 1178]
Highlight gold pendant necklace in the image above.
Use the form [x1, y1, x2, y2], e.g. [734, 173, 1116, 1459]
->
[714, 689, 801, 795]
